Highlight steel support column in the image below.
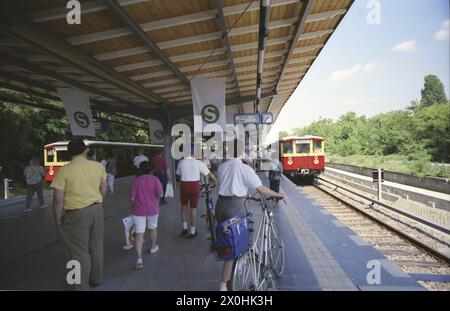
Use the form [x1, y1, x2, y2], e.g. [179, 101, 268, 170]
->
[273, 0, 313, 97]
[255, 0, 271, 113]
[215, 0, 243, 113]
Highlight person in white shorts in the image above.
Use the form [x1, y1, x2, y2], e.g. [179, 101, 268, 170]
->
[130, 161, 163, 269]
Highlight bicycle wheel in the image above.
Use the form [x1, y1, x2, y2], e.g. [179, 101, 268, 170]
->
[232, 251, 258, 291]
[258, 266, 277, 291]
[268, 221, 285, 277]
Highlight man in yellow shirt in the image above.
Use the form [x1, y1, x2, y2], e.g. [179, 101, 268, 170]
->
[51, 138, 107, 291]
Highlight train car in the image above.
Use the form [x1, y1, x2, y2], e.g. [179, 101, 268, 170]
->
[280, 135, 325, 178]
[43, 140, 163, 182]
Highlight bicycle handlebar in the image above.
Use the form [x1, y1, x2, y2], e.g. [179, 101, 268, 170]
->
[245, 194, 285, 204]
[200, 183, 216, 196]
[200, 183, 216, 190]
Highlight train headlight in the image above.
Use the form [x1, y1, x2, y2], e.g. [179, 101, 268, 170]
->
[287, 156, 293, 165]
[313, 156, 319, 165]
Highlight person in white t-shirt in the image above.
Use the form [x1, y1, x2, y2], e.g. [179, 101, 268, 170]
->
[133, 149, 149, 169]
[201, 155, 211, 185]
[100, 155, 108, 169]
[176, 154, 217, 238]
[208, 149, 221, 175]
[216, 140, 283, 291]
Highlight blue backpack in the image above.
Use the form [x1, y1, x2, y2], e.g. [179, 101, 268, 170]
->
[215, 215, 250, 260]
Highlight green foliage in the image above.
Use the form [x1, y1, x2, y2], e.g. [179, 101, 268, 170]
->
[413, 103, 450, 163]
[407, 100, 421, 113]
[287, 75, 450, 178]
[406, 148, 432, 178]
[369, 110, 417, 156]
[278, 131, 289, 139]
[420, 74, 448, 107]
[327, 154, 450, 179]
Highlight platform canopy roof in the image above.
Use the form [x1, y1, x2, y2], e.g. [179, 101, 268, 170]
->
[0, 0, 353, 128]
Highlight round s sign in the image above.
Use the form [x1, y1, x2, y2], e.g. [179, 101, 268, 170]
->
[153, 130, 164, 139]
[74, 111, 90, 128]
[201, 105, 220, 124]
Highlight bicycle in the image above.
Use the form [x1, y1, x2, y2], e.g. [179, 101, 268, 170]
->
[231, 193, 285, 291]
[200, 183, 216, 251]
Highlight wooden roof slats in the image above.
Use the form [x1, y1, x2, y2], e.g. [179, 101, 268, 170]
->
[88, 13, 337, 63]
[0, 0, 353, 119]
[57, 0, 295, 45]
[59, 2, 343, 51]
[7, 20, 169, 106]
[105, 0, 190, 87]
[29, 0, 149, 23]
[272, 0, 314, 100]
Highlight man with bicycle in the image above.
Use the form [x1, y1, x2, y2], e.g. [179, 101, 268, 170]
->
[176, 146, 217, 238]
[215, 140, 284, 291]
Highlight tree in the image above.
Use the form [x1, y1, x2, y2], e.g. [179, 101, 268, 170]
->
[278, 131, 289, 139]
[420, 75, 448, 107]
[414, 103, 450, 162]
[370, 111, 417, 156]
[406, 100, 421, 114]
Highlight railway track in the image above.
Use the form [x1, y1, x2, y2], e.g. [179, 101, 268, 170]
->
[293, 178, 450, 291]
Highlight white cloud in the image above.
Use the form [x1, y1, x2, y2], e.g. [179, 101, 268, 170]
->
[392, 40, 417, 52]
[435, 19, 450, 41]
[328, 63, 376, 82]
[363, 63, 376, 72]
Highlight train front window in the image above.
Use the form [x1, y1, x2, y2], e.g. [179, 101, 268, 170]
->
[57, 150, 72, 162]
[296, 142, 310, 154]
[283, 142, 293, 154]
[313, 141, 323, 152]
[46, 149, 54, 163]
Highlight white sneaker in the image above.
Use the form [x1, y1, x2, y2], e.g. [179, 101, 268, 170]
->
[40, 204, 48, 209]
[149, 245, 159, 254]
[219, 282, 228, 291]
[135, 258, 143, 270]
[24, 208, 32, 212]
[123, 244, 134, 250]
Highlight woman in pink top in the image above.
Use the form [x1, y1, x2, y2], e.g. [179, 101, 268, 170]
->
[130, 161, 163, 269]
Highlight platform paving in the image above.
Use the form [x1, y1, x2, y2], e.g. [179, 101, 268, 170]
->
[279, 175, 424, 291]
[0, 174, 425, 291]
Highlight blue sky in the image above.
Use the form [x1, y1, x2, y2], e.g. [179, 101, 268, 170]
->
[268, 0, 450, 141]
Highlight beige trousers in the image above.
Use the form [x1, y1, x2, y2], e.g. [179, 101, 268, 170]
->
[58, 203, 104, 291]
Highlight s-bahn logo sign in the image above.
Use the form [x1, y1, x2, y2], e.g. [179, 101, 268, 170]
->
[58, 88, 95, 137]
[154, 130, 164, 139]
[201, 105, 220, 124]
[74, 111, 90, 128]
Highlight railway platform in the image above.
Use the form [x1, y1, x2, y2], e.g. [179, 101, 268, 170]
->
[0, 174, 424, 291]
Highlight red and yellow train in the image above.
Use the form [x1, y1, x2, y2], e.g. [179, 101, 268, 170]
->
[280, 135, 325, 178]
[43, 140, 163, 182]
